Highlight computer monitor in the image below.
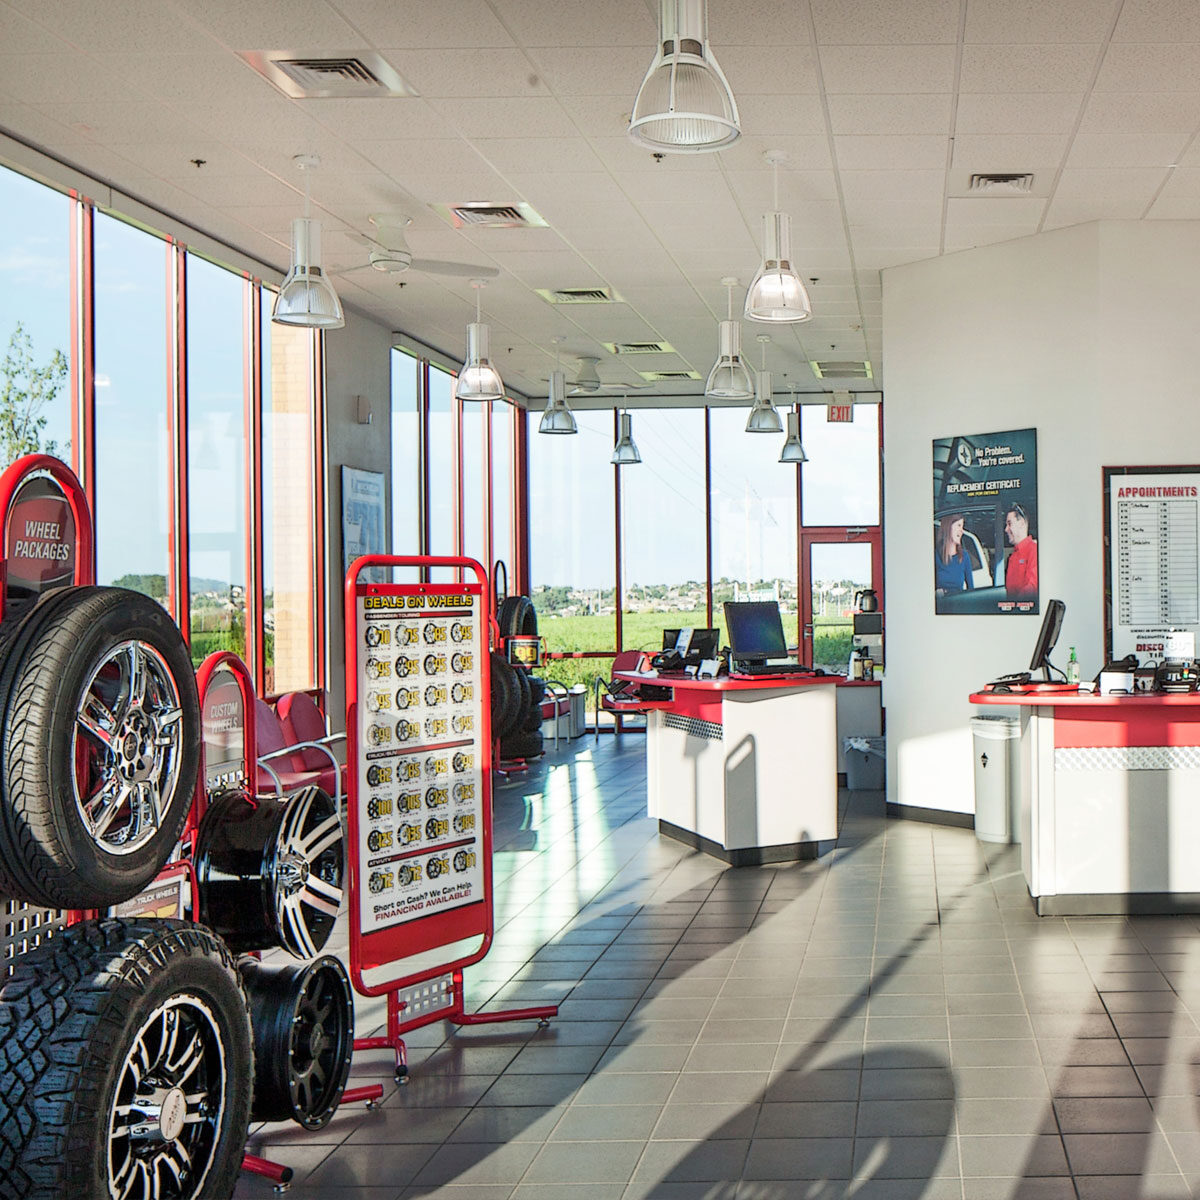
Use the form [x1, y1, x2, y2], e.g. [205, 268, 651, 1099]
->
[1028, 598, 1065, 681]
[662, 628, 681, 651]
[689, 628, 719, 661]
[724, 601, 788, 664]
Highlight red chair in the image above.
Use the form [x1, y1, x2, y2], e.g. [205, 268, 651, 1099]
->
[594, 651, 654, 743]
[277, 691, 347, 799]
[254, 698, 327, 798]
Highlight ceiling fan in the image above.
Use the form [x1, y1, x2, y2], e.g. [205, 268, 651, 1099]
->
[343, 213, 499, 279]
[553, 355, 651, 395]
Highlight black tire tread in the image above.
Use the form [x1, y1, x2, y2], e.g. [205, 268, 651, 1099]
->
[500, 729, 544, 761]
[497, 595, 537, 639]
[0, 918, 252, 1200]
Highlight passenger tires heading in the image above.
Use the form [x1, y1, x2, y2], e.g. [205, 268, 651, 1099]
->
[0, 587, 200, 911]
[0, 918, 252, 1200]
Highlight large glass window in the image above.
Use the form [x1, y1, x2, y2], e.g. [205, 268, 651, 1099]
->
[801, 403, 881, 525]
[619, 408, 707, 652]
[390, 349, 421, 558]
[709, 407, 799, 645]
[0, 165, 71, 465]
[461, 397, 486, 570]
[491, 402, 514, 578]
[262, 301, 315, 693]
[807, 540, 873, 671]
[427, 365, 455, 581]
[93, 213, 169, 598]
[186, 255, 246, 664]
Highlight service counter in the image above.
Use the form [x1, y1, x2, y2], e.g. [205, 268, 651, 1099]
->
[970, 687, 1200, 914]
[615, 671, 839, 865]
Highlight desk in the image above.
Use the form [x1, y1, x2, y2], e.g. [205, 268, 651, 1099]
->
[970, 688, 1200, 914]
[616, 671, 838, 865]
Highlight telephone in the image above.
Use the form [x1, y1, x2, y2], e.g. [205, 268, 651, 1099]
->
[1155, 659, 1200, 693]
[650, 650, 684, 672]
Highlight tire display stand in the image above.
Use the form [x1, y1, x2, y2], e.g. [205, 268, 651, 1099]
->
[344, 555, 556, 1082]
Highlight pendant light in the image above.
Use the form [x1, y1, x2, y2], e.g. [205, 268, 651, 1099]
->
[629, 0, 740, 154]
[455, 279, 504, 402]
[611, 408, 642, 465]
[704, 277, 754, 399]
[273, 154, 344, 329]
[745, 151, 812, 324]
[779, 409, 808, 464]
[539, 344, 577, 434]
[745, 335, 782, 433]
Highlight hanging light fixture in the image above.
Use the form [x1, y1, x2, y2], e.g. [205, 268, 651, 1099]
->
[745, 151, 812, 324]
[539, 344, 577, 434]
[455, 279, 504, 402]
[704, 277, 754, 399]
[629, 0, 740, 154]
[779, 409, 808, 464]
[611, 408, 642, 465]
[273, 154, 344, 329]
[745, 335, 782, 433]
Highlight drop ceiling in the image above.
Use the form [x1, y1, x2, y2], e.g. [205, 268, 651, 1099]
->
[0, 0, 1196, 400]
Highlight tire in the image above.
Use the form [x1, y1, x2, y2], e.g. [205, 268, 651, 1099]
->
[522, 706, 544, 733]
[489, 652, 521, 740]
[0, 917, 252, 1200]
[497, 595, 537, 639]
[512, 665, 532, 729]
[527, 676, 547, 706]
[501, 729, 544, 761]
[0, 587, 200, 910]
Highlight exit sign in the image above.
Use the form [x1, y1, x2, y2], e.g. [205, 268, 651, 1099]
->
[827, 402, 854, 422]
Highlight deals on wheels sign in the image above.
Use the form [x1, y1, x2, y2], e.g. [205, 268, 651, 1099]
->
[932, 427, 1039, 616]
[355, 588, 484, 938]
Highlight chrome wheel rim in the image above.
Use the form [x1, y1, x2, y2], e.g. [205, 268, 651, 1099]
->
[73, 640, 185, 856]
[272, 788, 344, 959]
[107, 995, 226, 1200]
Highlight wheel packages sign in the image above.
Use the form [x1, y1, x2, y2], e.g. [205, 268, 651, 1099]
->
[355, 587, 484, 936]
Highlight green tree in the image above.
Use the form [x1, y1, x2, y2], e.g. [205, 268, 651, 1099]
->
[0, 322, 67, 465]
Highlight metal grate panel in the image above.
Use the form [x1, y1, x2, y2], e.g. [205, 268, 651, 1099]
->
[2, 900, 64, 975]
[664, 713, 723, 741]
[397, 973, 456, 1018]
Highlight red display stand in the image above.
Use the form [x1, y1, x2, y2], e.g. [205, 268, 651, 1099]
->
[345, 555, 555, 1080]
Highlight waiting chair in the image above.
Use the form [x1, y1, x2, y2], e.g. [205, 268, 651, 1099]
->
[254, 698, 336, 800]
[277, 690, 347, 799]
[594, 650, 653, 743]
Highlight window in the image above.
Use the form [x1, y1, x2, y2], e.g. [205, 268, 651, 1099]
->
[261, 301, 316, 693]
[460, 398, 486, 569]
[186, 255, 246, 664]
[93, 213, 169, 599]
[0, 165, 71, 465]
[390, 349, 421, 559]
[801, 403, 880, 525]
[491, 401, 514, 579]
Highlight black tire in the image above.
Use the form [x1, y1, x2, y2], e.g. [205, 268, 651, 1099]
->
[489, 653, 521, 740]
[511, 665, 532, 729]
[522, 706, 544, 733]
[527, 676, 547, 706]
[501, 729, 544, 761]
[0, 918, 252, 1200]
[497, 595, 537, 639]
[0, 587, 200, 910]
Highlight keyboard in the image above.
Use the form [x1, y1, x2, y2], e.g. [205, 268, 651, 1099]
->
[732, 661, 809, 676]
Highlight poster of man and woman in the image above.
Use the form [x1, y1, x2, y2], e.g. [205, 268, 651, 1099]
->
[932, 428, 1039, 616]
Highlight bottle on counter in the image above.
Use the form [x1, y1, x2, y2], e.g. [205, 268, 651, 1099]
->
[862, 656, 874, 681]
[1067, 646, 1080, 684]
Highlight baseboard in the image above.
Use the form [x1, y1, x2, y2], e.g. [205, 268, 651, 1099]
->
[657, 820, 831, 866]
[886, 803, 974, 829]
[1035, 891, 1200, 917]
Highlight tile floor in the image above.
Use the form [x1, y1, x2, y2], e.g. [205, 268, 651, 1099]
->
[237, 734, 1200, 1199]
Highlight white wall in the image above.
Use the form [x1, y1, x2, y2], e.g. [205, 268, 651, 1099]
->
[882, 220, 1200, 816]
[322, 310, 394, 728]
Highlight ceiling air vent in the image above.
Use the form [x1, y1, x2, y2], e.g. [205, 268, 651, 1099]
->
[810, 361, 873, 380]
[434, 202, 548, 229]
[968, 172, 1034, 195]
[535, 287, 622, 304]
[603, 340, 675, 355]
[638, 369, 702, 382]
[237, 51, 416, 99]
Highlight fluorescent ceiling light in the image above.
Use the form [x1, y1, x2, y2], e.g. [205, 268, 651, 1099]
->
[705, 277, 754, 399]
[779, 409, 808, 464]
[745, 152, 812, 324]
[273, 155, 344, 329]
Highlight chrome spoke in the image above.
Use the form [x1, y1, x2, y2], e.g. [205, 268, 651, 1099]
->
[280, 788, 316, 851]
[169, 1027, 207, 1087]
[76, 704, 114, 750]
[280, 896, 319, 959]
[127, 644, 148, 710]
[299, 882, 341, 918]
[300, 814, 342, 861]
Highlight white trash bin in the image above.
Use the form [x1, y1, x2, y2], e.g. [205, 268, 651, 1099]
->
[568, 684, 587, 739]
[971, 715, 1019, 843]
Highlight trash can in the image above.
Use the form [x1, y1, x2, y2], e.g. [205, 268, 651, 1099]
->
[568, 684, 587, 739]
[844, 736, 885, 790]
[971, 715, 1019, 843]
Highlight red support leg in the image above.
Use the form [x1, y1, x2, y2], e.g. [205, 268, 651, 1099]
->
[241, 1154, 294, 1191]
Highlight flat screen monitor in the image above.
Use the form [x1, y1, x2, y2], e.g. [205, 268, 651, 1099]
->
[724, 601, 788, 663]
[1029, 598, 1065, 681]
[662, 628, 681, 652]
[689, 628, 719, 661]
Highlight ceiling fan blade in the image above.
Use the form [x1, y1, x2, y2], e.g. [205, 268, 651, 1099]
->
[409, 258, 499, 279]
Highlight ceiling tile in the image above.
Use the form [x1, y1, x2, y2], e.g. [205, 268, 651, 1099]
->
[851, 243, 940, 270]
[732, 94, 830, 137]
[0, 52, 146, 107]
[331, 0, 518, 49]
[588, 135, 721, 174]
[715, 44, 819, 94]
[1066, 133, 1188, 169]
[173, 0, 364, 50]
[1042, 196, 1148, 226]
[379, 48, 546, 99]
[470, 137, 605, 175]
[709, 0, 816, 46]
[524, 45, 649, 98]
[555, 94, 632, 138]
[0, 6, 67, 54]
[37, 100, 202, 148]
[1094, 42, 1200, 90]
[945, 197, 1047, 226]
[835, 135, 948, 170]
[616, 167, 730, 205]
[362, 138, 495, 179]
[964, 0, 1118, 44]
[307, 97, 460, 142]
[1052, 166, 1165, 203]
[1113, 0, 1200, 42]
[491, 0, 652, 49]
[840, 169, 946, 206]
[428, 96, 581, 140]
[951, 133, 1069, 169]
[1079, 91, 1200, 135]
[811, 0, 959, 44]
[1151, 166, 1200, 196]
[818, 45, 957, 93]
[1146, 196, 1200, 218]
[943, 224, 1042, 252]
[954, 92, 1082, 134]
[725, 171, 841, 208]
[959, 44, 1101, 92]
[828, 93, 953, 136]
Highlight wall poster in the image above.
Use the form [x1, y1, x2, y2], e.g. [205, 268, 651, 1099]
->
[342, 466, 386, 584]
[932, 428, 1039, 615]
[1104, 466, 1200, 662]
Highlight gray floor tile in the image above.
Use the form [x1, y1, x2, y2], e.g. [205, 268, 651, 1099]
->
[524, 1140, 645, 1184]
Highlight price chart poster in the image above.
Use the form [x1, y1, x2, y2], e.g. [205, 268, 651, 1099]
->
[932, 427, 1039, 616]
[1105, 466, 1200, 661]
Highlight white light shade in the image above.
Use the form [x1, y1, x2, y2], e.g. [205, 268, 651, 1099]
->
[745, 370, 782, 433]
[779, 409, 808, 463]
[574, 356, 602, 391]
[704, 319, 754, 399]
[629, 0, 740, 154]
[455, 321, 504, 401]
[538, 370, 577, 435]
[273, 218, 344, 329]
[745, 211, 812, 323]
[611, 412, 642, 465]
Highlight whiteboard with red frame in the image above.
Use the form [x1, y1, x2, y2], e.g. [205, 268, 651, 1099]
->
[346, 560, 494, 995]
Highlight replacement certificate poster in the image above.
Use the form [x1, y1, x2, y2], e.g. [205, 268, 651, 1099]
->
[933, 428, 1039, 616]
[355, 587, 484, 935]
